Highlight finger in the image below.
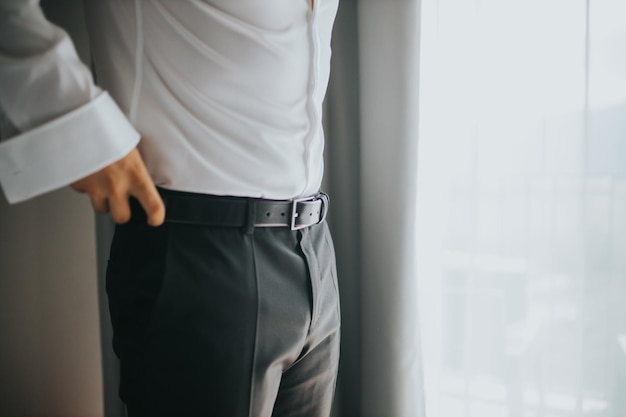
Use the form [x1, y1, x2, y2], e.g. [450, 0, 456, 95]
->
[108, 195, 132, 224]
[90, 194, 110, 214]
[131, 179, 166, 227]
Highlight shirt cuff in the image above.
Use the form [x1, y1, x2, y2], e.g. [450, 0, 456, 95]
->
[0, 91, 140, 204]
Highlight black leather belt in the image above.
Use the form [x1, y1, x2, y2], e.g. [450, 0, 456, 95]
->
[155, 188, 329, 231]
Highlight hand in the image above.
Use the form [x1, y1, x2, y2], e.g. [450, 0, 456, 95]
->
[71, 148, 166, 226]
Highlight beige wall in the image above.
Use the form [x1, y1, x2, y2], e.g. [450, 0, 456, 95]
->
[0, 191, 103, 417]
[0, 2, 104, 416]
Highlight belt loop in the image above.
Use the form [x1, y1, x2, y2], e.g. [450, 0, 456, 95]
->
[245, 199, 256, 234]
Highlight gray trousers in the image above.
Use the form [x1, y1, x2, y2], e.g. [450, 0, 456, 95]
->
[106, 196, 340, 417]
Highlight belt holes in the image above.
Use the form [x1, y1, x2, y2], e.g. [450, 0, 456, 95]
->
[266, 212, 271, 217]
[281, 212, 285, 217]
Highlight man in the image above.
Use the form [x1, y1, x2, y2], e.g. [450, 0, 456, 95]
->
[0, 1, 340, 416]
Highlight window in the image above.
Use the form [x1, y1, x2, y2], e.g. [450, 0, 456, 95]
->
[416, 1, 626, 416]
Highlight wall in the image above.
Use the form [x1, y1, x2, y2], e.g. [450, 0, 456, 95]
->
[0, 1, 104, 416]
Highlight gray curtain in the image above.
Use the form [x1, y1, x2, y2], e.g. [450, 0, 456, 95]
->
[325, 0, 425, 416]
[323, 0, 362, 416]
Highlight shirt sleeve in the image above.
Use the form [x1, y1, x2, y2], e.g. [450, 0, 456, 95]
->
[0, 0, 140, 204]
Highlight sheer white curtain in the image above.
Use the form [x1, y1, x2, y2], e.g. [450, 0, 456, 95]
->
[416, 1, 626, 416]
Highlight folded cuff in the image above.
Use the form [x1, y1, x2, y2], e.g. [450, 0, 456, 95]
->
[0, 91, 140, 203]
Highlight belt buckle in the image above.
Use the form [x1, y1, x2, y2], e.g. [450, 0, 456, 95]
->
[290, 193, 329, 231]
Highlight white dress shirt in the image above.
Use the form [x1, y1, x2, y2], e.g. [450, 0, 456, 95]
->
[0, 0, 338, 204]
